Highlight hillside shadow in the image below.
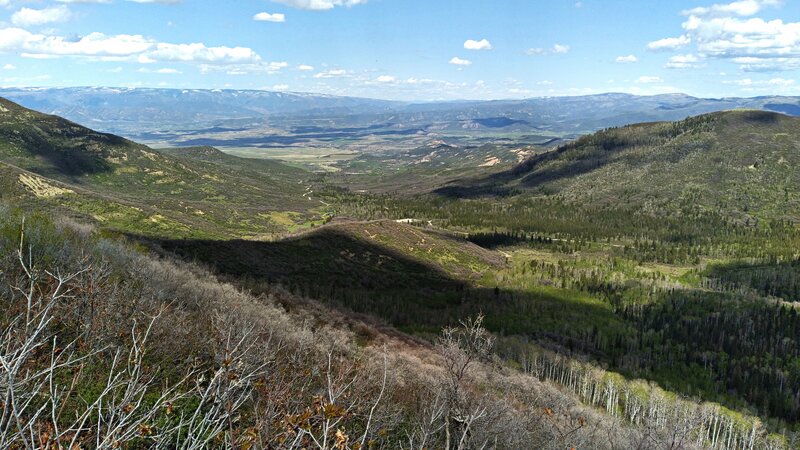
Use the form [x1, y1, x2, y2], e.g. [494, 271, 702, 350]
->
[736, 110, 782, 123]
[144, 226, 618, 354]
[765, 104, 800, 117]
[156, 227, 464, 295]
[178, 127, 424, 148]
[1, 116, 132, 177]
[705, 259, 800, 300]
[433, 141, 613, 199]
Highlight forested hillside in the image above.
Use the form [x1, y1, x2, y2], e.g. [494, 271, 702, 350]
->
[437, 110, 800, 223]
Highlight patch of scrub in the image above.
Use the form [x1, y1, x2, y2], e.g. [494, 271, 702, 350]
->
[18, 173, 74, 198]
[480, 156, 501, 167]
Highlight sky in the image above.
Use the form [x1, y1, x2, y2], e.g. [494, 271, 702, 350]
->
[0, 0, 800, 100]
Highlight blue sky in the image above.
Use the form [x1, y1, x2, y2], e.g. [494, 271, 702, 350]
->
[0, 0, 799, 100]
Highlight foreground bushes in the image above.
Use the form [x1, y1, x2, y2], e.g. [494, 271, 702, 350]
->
[0, 206, 786, 449]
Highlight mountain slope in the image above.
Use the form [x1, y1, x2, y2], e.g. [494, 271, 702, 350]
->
[436, 110, 800, 223]
[0, 97, 321, 238]
[158, 145, 308, 177]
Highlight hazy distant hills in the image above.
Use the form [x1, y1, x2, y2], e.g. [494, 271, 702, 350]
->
[0, 87, 397, 135]
[3, 87, 800, 142]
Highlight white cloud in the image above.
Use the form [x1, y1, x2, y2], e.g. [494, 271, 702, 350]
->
[767, 77, 795, 86]
[726, 77, 795, 86]
[729, 78, 755, 85]
[2, 63, 15, 70]
[253, 12, 285, 22]
[526, 44, 570, 56]
[138, 67, 181, 74]
[271, 0, 366, 10]
[615, 54, 638, 63]
[12, 6, 72, 26]
[464, 38, 492, 51]
[273, 84, 289, 90]
[267, 61, 289, 70]
[681, 15, 800, 60]
[525, 48, 546, 55]
[734, 57, 800, 72]
[647, 35, 691, 51]
[376, 75, 395, 82]
[145, 42, 260, 64]
[313, 68, 347, 78]
[552, 43, 570, 54]
[681, 0, 779, 18]
[0, 29, 152, 57]
[654, 1, 800, 72]
[56, 0, 179, 3]
[448, 56, 471, 66]
[635, 76, 664, 83]
[666, 53, 700, 69]
[0, 28, 264, 66]
[297, 64, 314, 71]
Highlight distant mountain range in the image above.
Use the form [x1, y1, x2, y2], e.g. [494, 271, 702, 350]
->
[3, 87, 800, 142]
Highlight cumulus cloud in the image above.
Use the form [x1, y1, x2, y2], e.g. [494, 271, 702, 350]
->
[635, 75, 663, 83]
[681, 15, 800, 61]
[376, 75, 395, 82]
[2, 63, 15, 69]
[271, 0, 366, 10]
[253, 12, 285, 22]
[653, 1, 800, 71]
[666, 53, 700, 69]
[273, 84, 289, 90]
[734, 57, 800, 72]
[449, 56, 472, 66]
[313, 68, 347, 78]
[647, 35, 691, 51]
[552, 44, 570, 54]
[55, 0, 112, 3]
[464, 39, 492, 51]
[0, 28, 268, 68]
[765, 77, 794, 86]
[56, 0, 181, 3]
[144, 42, 260, 64]
[526, 44, 570, 55]
[616, 54, 638, 63]
[297, 64, 314, 71]
[725, 77, 795, 86]
[681, 0, 779, 18]
[12, 6, 72, 26]
[138, 67, 181, 74]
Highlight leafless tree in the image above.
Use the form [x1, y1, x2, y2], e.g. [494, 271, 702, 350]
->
[436, 314, 495, 450]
